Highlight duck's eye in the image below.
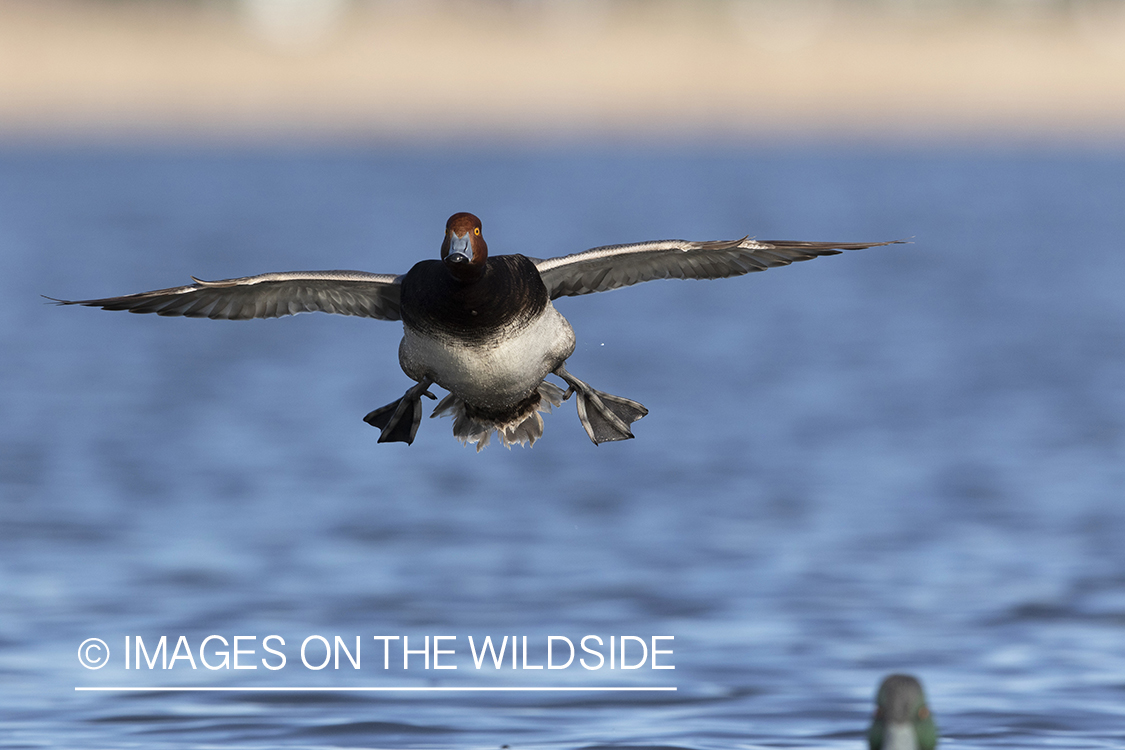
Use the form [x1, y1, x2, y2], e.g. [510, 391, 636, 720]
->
[474, 227, 481, 236]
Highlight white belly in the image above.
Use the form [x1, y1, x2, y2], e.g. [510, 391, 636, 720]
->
[883, 723, 919, 750]
[399, 303, 576, 411]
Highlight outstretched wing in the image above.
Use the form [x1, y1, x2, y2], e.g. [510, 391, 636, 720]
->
[49, 270, 403, 321]
[534, 238, 903, 299]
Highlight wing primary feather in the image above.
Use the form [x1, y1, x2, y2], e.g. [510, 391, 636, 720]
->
[49, 270, 404, 321]
[537, 237, 904, 298]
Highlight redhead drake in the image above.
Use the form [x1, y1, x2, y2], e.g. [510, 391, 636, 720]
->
[868, 674, 938, 750]
[54, 212, 900, 449]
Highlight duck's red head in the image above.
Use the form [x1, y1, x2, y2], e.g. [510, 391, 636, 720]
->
[441, 212, 487, 282]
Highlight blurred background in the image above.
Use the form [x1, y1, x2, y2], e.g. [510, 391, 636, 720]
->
[1, 0, 1124, 141]
[2, 2, 1125, 749]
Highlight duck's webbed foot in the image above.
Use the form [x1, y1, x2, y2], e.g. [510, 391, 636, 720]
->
[363, 377, 437, 444]
[553, 364, 648, 445]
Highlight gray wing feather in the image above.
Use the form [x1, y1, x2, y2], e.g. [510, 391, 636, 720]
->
[49, 270, 403, 321]
[534, 238, 903, 299]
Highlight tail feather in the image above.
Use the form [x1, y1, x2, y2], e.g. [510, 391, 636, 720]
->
[432, 382, 566, 451]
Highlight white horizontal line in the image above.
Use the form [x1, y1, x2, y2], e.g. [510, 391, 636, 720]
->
[75, 686, 676, 692]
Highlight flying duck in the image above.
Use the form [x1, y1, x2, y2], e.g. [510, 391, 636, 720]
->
[53, 212, 900, 449]
[868, 674, 938, 750]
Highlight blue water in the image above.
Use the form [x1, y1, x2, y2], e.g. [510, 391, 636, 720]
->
[2, 144, 1124, 748]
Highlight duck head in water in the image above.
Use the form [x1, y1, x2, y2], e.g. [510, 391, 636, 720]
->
[868, 674, 937, 750]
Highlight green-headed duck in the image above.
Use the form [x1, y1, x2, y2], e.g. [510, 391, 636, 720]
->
[869, 674, 938, 750]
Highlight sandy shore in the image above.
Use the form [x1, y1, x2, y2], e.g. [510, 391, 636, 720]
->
[1, 0, 1124, 142]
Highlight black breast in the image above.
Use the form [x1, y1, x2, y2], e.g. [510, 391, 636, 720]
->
[400, 254, 549, 341]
